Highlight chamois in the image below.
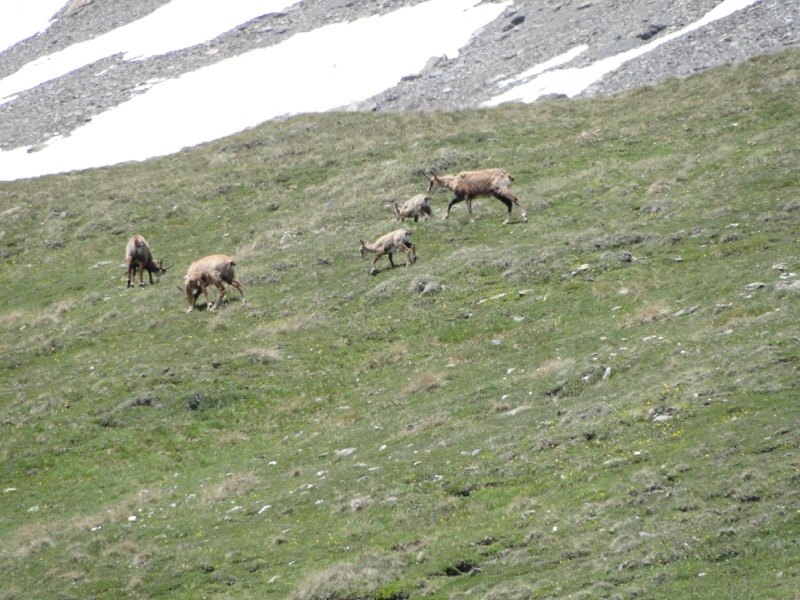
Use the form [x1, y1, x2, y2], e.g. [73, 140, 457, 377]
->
[359, 229, 416, 276]
[183, 254, 244, 312]
[427, 168, 528, 224]
[125, 234, 171, 288]
[393, 194, 433, 223]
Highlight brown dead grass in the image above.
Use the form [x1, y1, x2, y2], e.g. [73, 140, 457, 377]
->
[531, 358, 576, 378]
[403, 370, 446, 395]
[199, 471, 260, 505]
[288, 551, 404, 600]
[622, 301, 671, 327]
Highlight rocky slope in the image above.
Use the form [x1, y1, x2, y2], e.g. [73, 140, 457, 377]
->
[0, 0, 797, 153]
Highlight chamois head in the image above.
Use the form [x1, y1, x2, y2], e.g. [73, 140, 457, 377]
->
[153, 259, 173, 275]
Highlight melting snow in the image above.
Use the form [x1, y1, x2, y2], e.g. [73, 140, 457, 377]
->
[0, 0, 760, 180]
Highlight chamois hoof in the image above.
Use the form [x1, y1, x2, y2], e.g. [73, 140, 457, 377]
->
[139, 282, 146, 287]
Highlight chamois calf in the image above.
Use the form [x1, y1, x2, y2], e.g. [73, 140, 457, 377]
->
[359, 229, 416, 276]
[125, 234, 171, 288]
[183, 254, 244, 312]
[427, 168, 528, 224]
[393, 194, 433, 223]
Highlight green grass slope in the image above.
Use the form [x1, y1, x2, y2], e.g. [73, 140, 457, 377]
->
[1, 49, 799, 599]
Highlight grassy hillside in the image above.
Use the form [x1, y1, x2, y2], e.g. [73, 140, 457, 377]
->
[1, 49, 798, 599]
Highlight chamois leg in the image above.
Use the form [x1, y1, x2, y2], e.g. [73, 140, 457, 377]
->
[186, 280, 207, 312]
[494, 190, 527, 223]
[403, 242, 417, 265]
[210, 282, 227, 311]
[445, 195, 465, 219]
[370, 253, 384, 276]
[494, 193, 514, 224]
[126, 266, 134, 289]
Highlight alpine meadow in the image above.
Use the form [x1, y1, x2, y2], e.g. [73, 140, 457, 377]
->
[1, 49, 798, 599]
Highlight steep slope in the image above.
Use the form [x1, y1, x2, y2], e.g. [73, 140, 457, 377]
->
[0, 46, 798, 598]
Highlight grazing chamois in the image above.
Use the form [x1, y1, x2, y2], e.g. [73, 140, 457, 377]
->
[427, 168, 528, 224]
[359, 229, 416, 276]
[125, 234, 171, 288]
[183, 255, 244, 312]
[393, 194, 433, 222]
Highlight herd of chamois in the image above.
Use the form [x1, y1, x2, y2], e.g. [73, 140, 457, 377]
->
[126, 167, 526, 311]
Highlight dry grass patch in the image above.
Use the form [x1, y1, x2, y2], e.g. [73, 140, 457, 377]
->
[403, 413, 448, 434]
[211, 428, 251, 447]
[623, 301, 671, 327]
[0, 309, 27, 327]
[491, 399, 512, 413]
[615, 281, 649, 301]
[235, 346, 281, 365]
[252, 310, 326, 335]
[0, 521, 55, 559]
[646, 179, 672, 195]
[403, 370, 446, 395]
[288, 551, 405, 600]
[90, 487, 170, 527]
[200, 471, 260, 505]
[360, 340, 411, 373]
[530, 357, 576, 378]
[592, 280, 616, 299]
[275, 396, 306, 415]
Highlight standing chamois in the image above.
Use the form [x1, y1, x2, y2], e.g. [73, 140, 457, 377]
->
[393, 194, 433, 222]
[183, 255, 244, 312]
[359, 229, 416, 276]
[427, 168, 528, 224]
[125, 234, 171, 288]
